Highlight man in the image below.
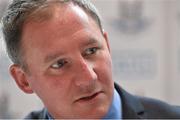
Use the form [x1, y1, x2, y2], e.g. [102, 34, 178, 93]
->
[1, 0, 180, 119]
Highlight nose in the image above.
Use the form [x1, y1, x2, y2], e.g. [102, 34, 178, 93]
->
[74, 59, 97, 87]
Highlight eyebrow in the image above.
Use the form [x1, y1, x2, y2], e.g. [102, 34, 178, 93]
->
[44, 37, 101, 63]
[81, 37, 100, 47]
[44, 51, 65, 64]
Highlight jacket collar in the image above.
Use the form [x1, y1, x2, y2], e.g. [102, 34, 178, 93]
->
[114, 83, 147, 119]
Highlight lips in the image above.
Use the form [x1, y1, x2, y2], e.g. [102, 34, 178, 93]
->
[75, 91, 102, 103]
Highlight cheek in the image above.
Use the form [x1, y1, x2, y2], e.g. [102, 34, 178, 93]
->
[37, 75, 67, 92]
[101, 51, 112, 71]
[27, 74, 60, 95]
[96, 52, 113, 82]
[28, 75, 72, 104]
[40, 75, 74, 97]
[27, 75, 47, 96]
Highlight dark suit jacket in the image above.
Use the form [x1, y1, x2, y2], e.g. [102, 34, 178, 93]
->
[25, 83, 180, 119]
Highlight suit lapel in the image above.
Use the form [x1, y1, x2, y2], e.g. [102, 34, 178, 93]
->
[115, 83, 147, 119]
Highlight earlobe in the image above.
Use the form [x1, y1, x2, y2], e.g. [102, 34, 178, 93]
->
[10, 64, 34, 94]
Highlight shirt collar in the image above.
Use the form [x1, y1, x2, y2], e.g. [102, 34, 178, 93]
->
[103, 88, 122, 119]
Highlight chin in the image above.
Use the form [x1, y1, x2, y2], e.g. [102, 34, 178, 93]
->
[51, 105, 109, 119]
[77, 105, 109, 119]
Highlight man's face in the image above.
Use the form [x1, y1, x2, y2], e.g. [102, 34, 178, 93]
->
[18, 4, 114, 118]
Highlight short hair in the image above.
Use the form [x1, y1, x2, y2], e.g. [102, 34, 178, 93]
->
[1, 0, 102, 68]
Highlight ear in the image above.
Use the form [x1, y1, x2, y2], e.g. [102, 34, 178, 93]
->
[10, 64, 34, 94]
[103, 30, 111, 52]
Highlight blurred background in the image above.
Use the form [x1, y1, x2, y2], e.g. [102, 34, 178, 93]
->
[0, 0, 180, 118]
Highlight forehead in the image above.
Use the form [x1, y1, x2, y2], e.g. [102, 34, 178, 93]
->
[23, 2, 97, 35]
[21, 2, 102, 57]
[26, 2, 88, 22]
[22, 1, 102, 40]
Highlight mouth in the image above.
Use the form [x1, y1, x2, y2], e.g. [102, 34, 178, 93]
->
[75, 91, 103, 103]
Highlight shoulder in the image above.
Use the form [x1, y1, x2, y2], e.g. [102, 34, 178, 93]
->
[138, 96, 180, 118]
[114, 83, 180, 118]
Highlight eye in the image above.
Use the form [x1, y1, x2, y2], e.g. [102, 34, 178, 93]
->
[51, 59, 67, 69]
[84, 47, 99, 56]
